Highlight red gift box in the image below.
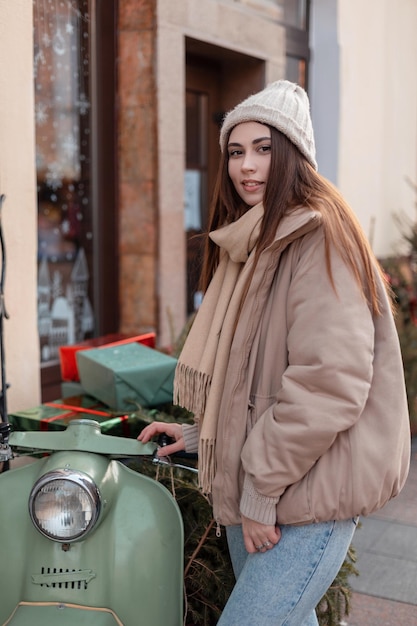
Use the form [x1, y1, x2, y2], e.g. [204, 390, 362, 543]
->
[59, 332, 156, 382]
[42, 402, 130, 435]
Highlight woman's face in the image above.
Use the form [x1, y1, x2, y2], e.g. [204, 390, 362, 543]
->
[227, 121, 271, 207]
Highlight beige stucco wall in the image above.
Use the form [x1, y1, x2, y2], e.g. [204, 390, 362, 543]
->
[0, 1, 40, 411]
[156, 0, 285, 346]
[337, 0, 417, 257]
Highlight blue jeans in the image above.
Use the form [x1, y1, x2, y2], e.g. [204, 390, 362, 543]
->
[218, 518, 357, 626]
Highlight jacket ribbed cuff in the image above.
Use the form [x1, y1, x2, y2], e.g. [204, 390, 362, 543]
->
[181, 423, 199, 454]
[240, 474, 279, 526]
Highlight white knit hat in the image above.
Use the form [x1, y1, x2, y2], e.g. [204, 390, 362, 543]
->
[219, 80, 317, 170]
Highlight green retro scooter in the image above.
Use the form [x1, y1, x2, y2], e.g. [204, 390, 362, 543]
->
[0, 194, 184, 626]
[0, 419, 185, 626]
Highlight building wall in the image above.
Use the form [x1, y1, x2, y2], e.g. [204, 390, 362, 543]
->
[156, 0, 286, 346]
[0, 0, 40, 412]
[340, 0, 417, 258]
[118, 0, 158, 338]
[311, 0, 417, 258]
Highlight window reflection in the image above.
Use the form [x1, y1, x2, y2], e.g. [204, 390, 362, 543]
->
[283, 0, 308, 29]
[34, 0, 94, 363]
[286, 56, 306, 87]
[185, 90, 207, 314]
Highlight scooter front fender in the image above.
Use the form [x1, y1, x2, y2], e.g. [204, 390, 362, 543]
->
[0, 453, 184, 626]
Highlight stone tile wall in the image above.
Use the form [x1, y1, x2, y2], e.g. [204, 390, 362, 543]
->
[118, 0, 158, 337]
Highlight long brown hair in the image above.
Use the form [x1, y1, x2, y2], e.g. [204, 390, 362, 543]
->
[200, 125, 387, 315]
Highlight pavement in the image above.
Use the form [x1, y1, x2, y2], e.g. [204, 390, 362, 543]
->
[344, 436, 417, 625]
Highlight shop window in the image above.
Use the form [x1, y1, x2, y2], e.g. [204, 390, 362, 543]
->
[283, 0, 310, 88]
[185, 89, 208, 313]
[286, 56, 307, 86]
[34, 0, 118, 400]
[184, 45, 264, 316]
[284, 0, 309, 29]
[35, 0, 94, 364]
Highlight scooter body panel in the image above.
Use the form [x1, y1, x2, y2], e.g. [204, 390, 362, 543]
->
[0, 452, 184, 626]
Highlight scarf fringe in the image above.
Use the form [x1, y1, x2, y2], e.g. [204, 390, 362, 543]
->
[174, 362, 211, 417]
[198, 437, 216, 496]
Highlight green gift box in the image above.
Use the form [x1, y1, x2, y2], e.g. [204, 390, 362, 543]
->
[76, 342, 177, 411]
[61, 381, 85, 398]
[8, 395, 131, 435]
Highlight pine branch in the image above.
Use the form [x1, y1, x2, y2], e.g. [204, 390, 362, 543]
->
[184, 518, 215, 578]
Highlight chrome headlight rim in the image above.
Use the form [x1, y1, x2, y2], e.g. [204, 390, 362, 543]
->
[29, 468, 101, 543]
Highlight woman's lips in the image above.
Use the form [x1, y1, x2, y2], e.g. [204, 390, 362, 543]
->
[242, 180, 263, 192]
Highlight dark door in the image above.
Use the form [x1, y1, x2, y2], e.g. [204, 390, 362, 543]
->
[185, 56, 222, 313]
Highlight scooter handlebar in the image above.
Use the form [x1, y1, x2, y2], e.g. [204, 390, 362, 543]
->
[8, 419, 157, 458]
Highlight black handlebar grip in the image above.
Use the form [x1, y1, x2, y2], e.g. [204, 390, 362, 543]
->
[157, 433, 174, 448]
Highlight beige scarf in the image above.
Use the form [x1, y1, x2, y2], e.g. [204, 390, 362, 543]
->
[174, 202, 264, 494]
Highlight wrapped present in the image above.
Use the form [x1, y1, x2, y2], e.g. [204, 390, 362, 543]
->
[8, 395, 131, 435]
[61, 381, 85, 398]
[59, 332, 156, 382]
[77, 342, 177, 411]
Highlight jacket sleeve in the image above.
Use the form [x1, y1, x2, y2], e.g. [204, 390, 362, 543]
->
[240, 229, 376, 520]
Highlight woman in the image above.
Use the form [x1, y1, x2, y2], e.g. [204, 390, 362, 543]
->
[139, 80, 410, 625]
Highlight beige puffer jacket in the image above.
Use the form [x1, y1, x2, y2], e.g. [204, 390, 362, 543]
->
[183, 208, 410, 527]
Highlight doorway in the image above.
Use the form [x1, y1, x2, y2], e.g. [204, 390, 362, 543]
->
[184, 42, 265, 313]
[185, 56, 222, 313]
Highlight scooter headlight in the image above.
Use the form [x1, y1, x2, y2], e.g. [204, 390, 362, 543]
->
[29, 469, 101, 542]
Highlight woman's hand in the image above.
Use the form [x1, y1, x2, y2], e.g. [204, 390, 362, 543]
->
[241, 515, 281, 554]
[138, 421, 185, 457]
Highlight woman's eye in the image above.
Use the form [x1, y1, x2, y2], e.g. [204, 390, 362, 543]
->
[258, 144, 271, 153]
[229, 149, 243, 157]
